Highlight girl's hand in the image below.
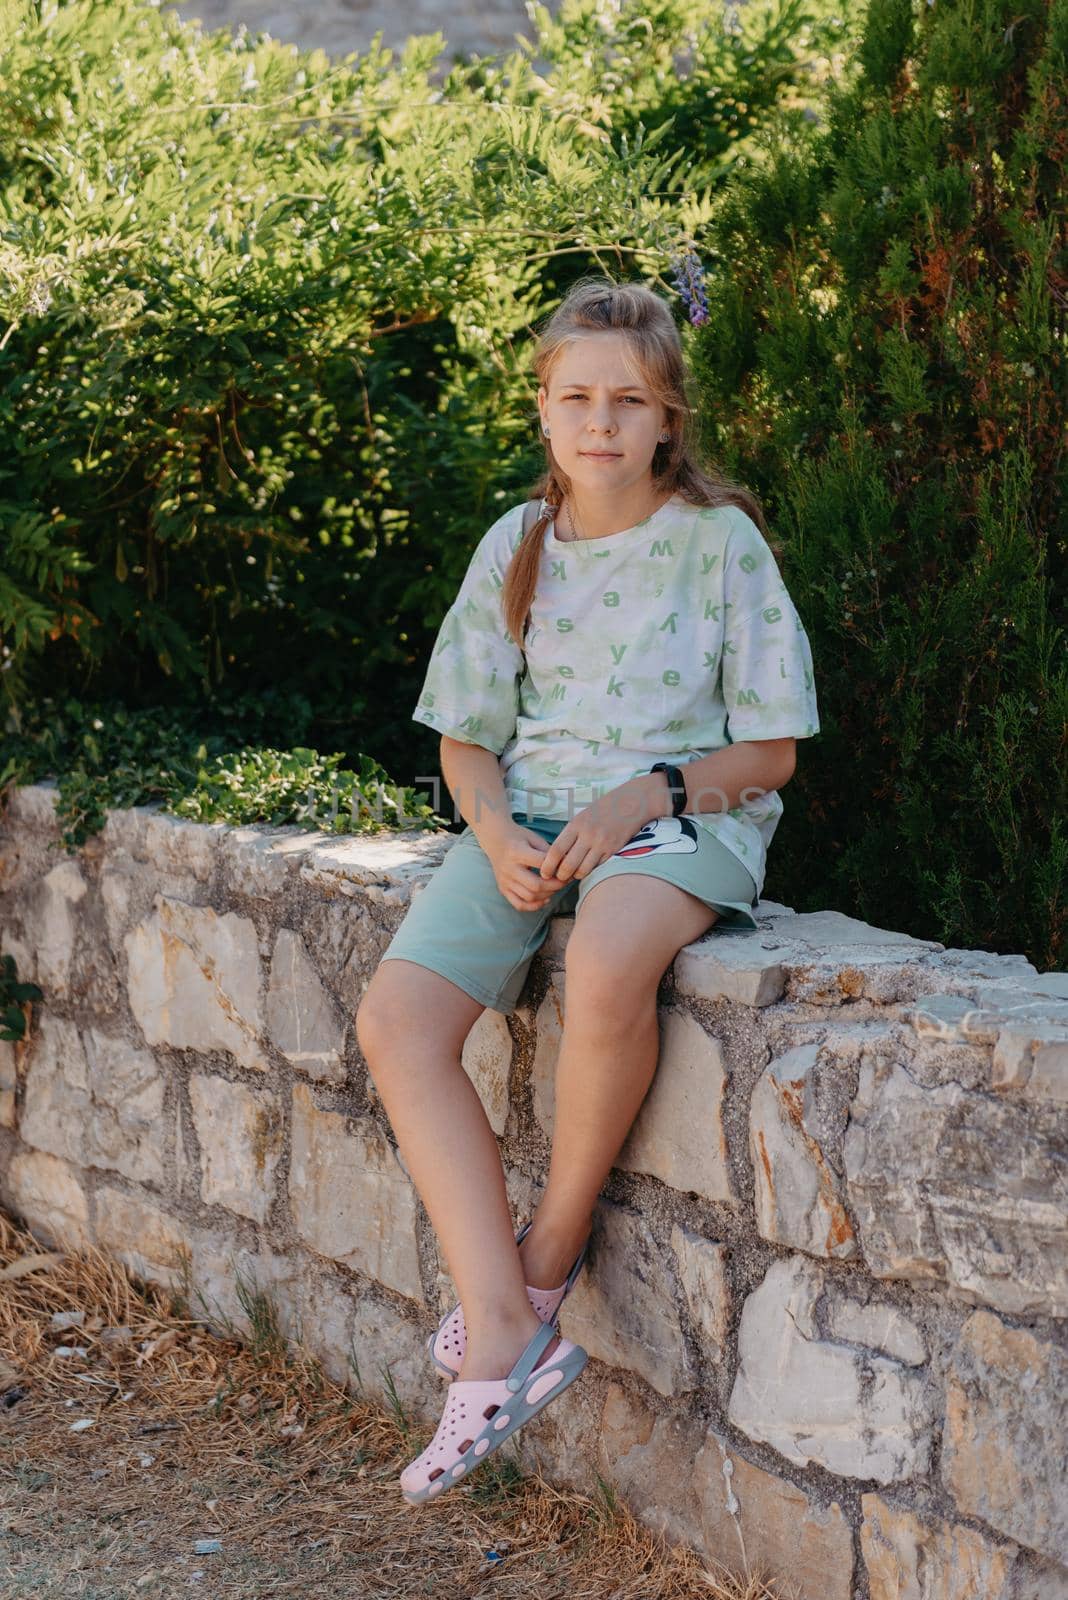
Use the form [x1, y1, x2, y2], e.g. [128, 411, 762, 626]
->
[536, 779, 659, 886]
[482, 823, 576, 913]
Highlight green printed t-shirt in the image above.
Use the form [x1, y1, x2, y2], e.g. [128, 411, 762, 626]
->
[412, 493, 820, 900]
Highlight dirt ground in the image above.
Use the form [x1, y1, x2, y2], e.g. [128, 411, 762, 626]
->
[0, 1206, 785, 1600]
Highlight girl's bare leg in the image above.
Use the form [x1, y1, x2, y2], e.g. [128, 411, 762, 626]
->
[517, 876, 718, 1289]
[356, 960, 553, 1381]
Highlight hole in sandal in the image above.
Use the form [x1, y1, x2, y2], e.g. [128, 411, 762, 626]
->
[428, 1468, 444, 1481]
[459, 1437, 474, 1453]
[483, 1404, 499, 1420]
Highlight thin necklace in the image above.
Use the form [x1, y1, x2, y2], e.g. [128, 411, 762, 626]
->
[560, 487, 670, 542]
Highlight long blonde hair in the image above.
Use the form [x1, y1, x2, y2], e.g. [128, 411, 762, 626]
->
[502, 275, 775, 647]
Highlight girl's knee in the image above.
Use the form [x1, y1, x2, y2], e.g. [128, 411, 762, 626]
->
[562, 941, 661, 1021]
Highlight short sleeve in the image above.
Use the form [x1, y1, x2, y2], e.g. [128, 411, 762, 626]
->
[721, 510, 820, 741]
[411, 507, 527, 757]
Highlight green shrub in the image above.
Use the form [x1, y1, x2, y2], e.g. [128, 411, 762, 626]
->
[693, 0, 1067, 968]
[0, 0, 854, 799]
[1, 695, 442, 848]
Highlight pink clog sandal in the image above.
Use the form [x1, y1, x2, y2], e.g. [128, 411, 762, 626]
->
[401, 1319, 588, 1505]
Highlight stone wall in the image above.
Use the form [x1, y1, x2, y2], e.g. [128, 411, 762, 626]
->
[166, 0, 545, 69]
[1, 780, 1066, 1600]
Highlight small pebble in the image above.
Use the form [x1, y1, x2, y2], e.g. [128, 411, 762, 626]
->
[50, 1310, 86, 1331]
[193, 1539, 222, 1555]
[69, 1418, 95, 1432]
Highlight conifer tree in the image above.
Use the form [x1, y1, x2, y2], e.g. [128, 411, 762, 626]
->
[693, 0, 1067, 967]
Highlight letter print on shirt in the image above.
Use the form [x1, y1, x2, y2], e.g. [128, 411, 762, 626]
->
[411, 494, 820, 911]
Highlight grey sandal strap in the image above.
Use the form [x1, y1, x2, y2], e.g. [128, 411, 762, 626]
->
[563, 1240, 588, 1293]
[505, 1318, 558, 1393]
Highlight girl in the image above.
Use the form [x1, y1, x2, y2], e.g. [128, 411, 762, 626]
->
[355, 276, 819, 1505]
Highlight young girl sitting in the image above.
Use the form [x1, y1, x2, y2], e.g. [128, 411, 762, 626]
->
[355, 275, 820, 1505]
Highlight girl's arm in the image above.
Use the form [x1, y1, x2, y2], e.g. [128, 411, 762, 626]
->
[440, 736, 517, 848]
[633, 737, 797, 828]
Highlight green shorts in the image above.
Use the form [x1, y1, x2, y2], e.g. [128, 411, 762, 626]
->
[378, 812, 759, 1016]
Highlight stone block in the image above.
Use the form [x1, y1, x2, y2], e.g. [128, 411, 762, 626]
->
[728, 1256, 933, 1483]
[220, 825, 323, 901]
[266, 927, 346, 1081]
[992, 1023, 1068, 1100]
[291, 1272, 357, 1389]
[676, 908, 943, 1008]
[4, 1149, 90, 1247]
[820, 1288, 926, 1366]
[669, 1225, 730, 1363]
[99, 855, 138, 955]
[596, 1381, 707, 1549]
[93, 1187, 190, 1292]
[0, 1039, 18, 1130]
[1, 781, 59, 830]
[288, 1082, 422, 1300]
[531, 974, 565, 1135]
[301, 897, 381, 1017]
[860, 1493, 1017, 1599]
[618, 1009, 735, 1202]
[694, 1429, 855, 1600]
[1012, 1557, 1068, 1600]
[672, 937, 787, 1007]
[23, 859, 87, 997]
[942, 1309, 1068, 1564]
[345, 1294, 442, 1420]
[20, 1014, 165, 1185]
[844, 1055, 1068, 1316]
[103, 806, 223, 883]
[168, 1231, 299, 1348]
[126, 895, 269, 1071]
[512, 1360, 604, 1499]
[750, 1042, 857, 1259]
[533, 981, 734, 1203]
[911, 988, 1068, 1100]
[301, 829, 457, 905]
[188, 1072, 284, 1224]
[559, 1201, 694, 1398]
[540, 911, 574, 964]
[459, 1007, 512, 1134]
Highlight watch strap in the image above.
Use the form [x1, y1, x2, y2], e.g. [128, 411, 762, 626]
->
[650, 761, 687, 818]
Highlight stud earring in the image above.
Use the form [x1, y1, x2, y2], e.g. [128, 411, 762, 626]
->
[543, 426, 551, 436]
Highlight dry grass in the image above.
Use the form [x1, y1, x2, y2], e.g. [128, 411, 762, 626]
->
[0, 1207, 785, 1600]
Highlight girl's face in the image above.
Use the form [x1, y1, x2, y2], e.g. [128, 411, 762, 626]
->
[537, 331, 669, 497]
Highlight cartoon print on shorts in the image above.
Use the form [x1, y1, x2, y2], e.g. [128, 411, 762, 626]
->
[613, 816, 699, 857]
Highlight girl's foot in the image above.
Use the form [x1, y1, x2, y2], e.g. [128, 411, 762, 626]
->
[517, 1211, 592, 1290]
[457, 1305, 560, 1383]
[401, 1320, 589, 1506]
[427, 1218, 589, 1379]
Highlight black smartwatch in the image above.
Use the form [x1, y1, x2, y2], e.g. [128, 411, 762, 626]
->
[649, 761, 687, 818]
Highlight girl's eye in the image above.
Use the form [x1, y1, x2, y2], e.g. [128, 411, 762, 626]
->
[562, 395, 644, 403]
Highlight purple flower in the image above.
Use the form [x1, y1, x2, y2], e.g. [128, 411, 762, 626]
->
[669, 248, 710, 326]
